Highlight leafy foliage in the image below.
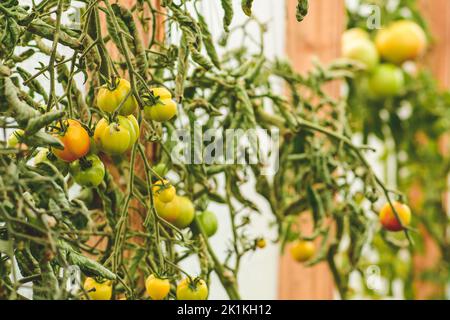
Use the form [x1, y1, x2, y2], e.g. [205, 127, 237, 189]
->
[0, 0, 415, 300]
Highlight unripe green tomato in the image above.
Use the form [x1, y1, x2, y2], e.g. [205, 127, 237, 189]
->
[368, 64, 405, 98]
[153, 163, 169, 177]
[173, 196, 195, 229]
[198, 211, 218, 237]
[69, 154, 105, 187]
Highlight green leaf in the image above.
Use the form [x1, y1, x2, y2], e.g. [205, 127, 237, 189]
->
[221, 0, 233, 32]
[296, 0, 309, 22]
[241, 0, 254, 17]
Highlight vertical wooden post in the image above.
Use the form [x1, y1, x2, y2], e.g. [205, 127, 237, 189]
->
[413, 0, 450, 300]
[278, 0, 345, 300]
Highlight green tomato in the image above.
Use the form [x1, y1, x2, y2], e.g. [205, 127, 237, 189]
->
[173, 196, 195, 229]
[368, 64, 405, 98]
[198, 211, 218, 237]
[69, 154, 105, 187]
[153, 163, 169, 177]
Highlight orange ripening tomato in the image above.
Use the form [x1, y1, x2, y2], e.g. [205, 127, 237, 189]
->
[52, 119, 90, 162]
[379, 201, 411, 232]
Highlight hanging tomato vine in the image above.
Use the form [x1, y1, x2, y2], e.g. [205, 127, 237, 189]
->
[0, 0, 418, 300]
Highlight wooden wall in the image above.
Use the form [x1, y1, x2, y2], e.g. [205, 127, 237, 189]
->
[278, 0, 345, 300]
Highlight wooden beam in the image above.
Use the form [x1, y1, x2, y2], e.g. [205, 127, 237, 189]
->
[278, 0, 345, 300]
[413, 0, 450, 300]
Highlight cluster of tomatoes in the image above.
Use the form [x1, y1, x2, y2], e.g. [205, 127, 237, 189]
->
[83, 275, 208, 300]
[8, 77, 224, 300]
[342, 20, 427, 98]
[342, 21, 418, 232]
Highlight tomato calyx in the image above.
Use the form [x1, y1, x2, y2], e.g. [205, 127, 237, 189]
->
[186, 277, 203, 291]
[78, 156, 93, 170]
[142, 91, 161, 107]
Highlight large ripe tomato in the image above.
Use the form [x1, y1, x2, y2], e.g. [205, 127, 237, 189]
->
[379, 201, 411, 232]
[290, 240, 315, 263]
[176, 278, 208, 300]
[143, 87, 177, 122]
[152, 179, 176, 203]
[173, 196, 195, 229]
[52, 119, 90, 162]
[375, 20, 427, 64]
[83, 277, 112, 300]
[97, 78, 137, 116]
[145, 274, 170, 300]
[342, 37, 379, 71]
[69, 154, 105, 187]
[34, 148, 69, 175]
[93, 118, 131, 155]
[198, 210, 218, 237]
[154, 196, 181, 224]
[368, 64, 404, 98]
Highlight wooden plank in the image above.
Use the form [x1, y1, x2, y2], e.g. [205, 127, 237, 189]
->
[413, 0, 450, 300]
[278, 0, 345, 300]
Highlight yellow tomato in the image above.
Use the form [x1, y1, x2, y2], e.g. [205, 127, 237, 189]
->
[256, 238, 266, 249]
[290, 240, 315, 263]
[375, 20, 427, 64]
[83, 278, 112, 300]
[154, 196, 181, 224]
[176, 278, 208, 300]
[145, 274, 170, 300]
[379, 201, 411, 232]
[143, 87, 177, 122]
[97, 78, 137, 116]
[94, 118, 131, 155]
[152, 179, 176, 203]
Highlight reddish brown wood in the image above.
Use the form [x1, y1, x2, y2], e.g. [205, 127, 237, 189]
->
[278, 0, 345, 300]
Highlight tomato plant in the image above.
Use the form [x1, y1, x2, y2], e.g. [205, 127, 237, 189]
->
[0, 0, 444, 301]
[346, 0, 450, 299]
